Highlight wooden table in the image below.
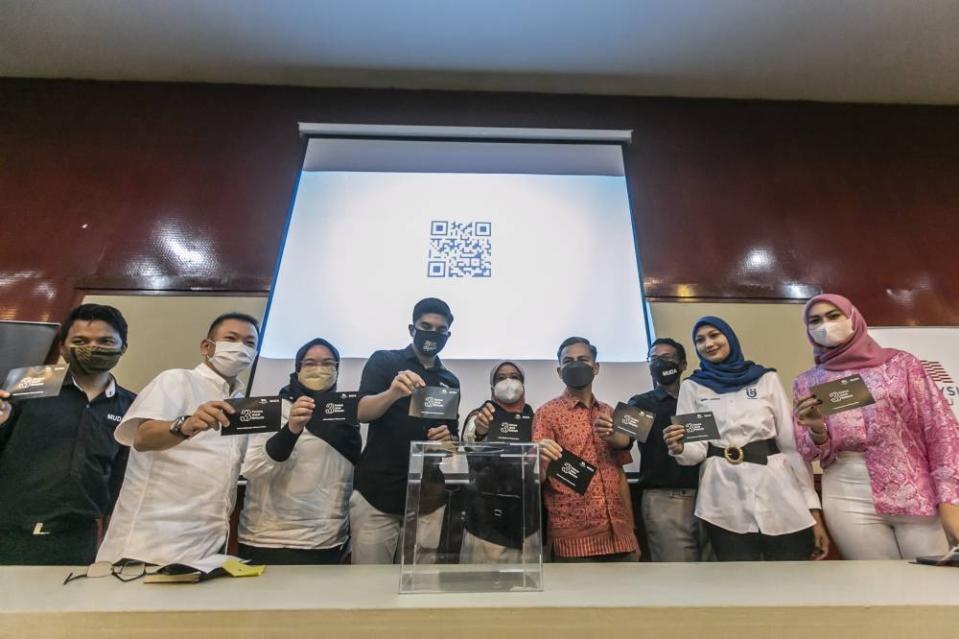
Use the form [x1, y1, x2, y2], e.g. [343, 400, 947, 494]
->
[1, 561, 957, 638]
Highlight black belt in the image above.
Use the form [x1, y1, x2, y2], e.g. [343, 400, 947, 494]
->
[707, 439, 780, 465]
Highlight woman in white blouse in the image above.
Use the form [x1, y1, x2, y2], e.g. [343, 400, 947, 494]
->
[238, 338, 360, 565]
[664, 316, 830, 561]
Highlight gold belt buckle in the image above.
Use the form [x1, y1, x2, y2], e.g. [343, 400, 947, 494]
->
[723, 445, 745, 465]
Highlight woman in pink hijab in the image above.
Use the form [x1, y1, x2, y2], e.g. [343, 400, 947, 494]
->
[793, 293, 959, 559]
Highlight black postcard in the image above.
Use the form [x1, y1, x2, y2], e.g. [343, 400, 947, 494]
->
[612, 402, 655, 443]
[486, 405, 533, 443]
[222, 396, 282, 435]
[810, 375, 876, 416]
[313, 391, 360, 426]
[408, 386, 460, 420]
[2, 364, 69, 399]
[548, 449, 597, 495]
[672, 412, 720, 442]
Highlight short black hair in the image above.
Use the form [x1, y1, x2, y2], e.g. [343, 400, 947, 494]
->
[59, 303, 129, 346]
[557, 336, 597, 363]
[650, 337, 686, 363]
[207, 312, 260, 339]
[294, 338, 341, 371]
[412, 297, 454, 326]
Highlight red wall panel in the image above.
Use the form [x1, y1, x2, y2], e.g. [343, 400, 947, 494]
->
[1, 79, 957, 327]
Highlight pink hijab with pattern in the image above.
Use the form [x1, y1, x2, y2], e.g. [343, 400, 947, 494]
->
[803, 293, 900, 371]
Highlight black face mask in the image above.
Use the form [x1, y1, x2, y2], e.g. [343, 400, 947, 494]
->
[413, 328, 449, 356]
[561, 361, 595, 389]
[650, 358, 682, 387]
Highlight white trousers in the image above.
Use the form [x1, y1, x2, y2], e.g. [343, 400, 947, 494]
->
[349, 490, 446, 565]
[822, 452, 948, 560]
[349, 490, 402, 564]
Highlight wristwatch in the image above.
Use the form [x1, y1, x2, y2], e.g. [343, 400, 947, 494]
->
[169, 415, 191, 439]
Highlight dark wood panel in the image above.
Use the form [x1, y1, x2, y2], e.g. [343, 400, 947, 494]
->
[1, 79, 957, 327]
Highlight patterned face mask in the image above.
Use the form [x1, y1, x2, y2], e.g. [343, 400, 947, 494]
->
[69, 346, 123, 374]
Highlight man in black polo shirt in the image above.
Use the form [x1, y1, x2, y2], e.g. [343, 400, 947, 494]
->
[628, 337, 710, 562]
[0, 304, 135, 565]
[351, 298, 460, 564]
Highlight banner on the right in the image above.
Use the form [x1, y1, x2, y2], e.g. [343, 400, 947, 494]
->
[870, 327, 959, 421]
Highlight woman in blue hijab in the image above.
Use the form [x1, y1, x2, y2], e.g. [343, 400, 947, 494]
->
[663, 317, 831, 561]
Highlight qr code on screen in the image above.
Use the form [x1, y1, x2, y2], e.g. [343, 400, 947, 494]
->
[427, 221, 492, 278]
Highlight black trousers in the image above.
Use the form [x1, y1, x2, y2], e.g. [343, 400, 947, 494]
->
[0, 523, 98, 565]
[706, 522, 814, 561]
[237, 543, 345, 565]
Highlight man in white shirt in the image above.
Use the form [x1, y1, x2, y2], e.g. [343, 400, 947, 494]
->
[96, 312, 259, 565]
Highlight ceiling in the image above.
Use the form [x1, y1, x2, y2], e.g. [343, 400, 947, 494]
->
[2, 0, 958, 104]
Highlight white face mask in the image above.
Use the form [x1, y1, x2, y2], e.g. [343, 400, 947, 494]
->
[206, 341, 256, 378]
[809, 317, 855, 348]
[493, 378, 524, 404]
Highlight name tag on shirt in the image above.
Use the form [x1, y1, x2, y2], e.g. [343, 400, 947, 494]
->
[2, 364, 68, 399]
[313, 391, 360, 426]
[409, 386, 460, 420]
[612, 402, 655, 443]
[222, 397, 282, 435]
[548, 449, 597, 495]
[486, 405, 533, 443]
[810, 375, 876, 416]
[672, 412, 720, 442]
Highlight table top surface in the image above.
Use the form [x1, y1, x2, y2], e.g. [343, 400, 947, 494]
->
[1, 561, 957, 614]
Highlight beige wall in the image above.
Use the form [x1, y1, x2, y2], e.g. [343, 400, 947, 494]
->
[81, 294, 815, 399]
[81, 293, 267, 392]
[650, 301, 814, 400]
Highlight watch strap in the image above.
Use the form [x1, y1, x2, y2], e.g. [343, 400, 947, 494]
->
[169, 415, 190, 439]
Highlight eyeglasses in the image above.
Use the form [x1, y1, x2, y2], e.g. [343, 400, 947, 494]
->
[63, 559, 157, 585]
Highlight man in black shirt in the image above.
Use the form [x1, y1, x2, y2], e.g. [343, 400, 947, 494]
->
[0, 304, 135, 565]
[628, 337, 710, 562]
[351, 298, 460, 564]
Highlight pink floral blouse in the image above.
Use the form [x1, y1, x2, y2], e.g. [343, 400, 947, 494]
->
[793, 351, 959, 516]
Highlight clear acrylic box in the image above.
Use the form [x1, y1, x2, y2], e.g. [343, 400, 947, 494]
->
[399, 441, 543, 593]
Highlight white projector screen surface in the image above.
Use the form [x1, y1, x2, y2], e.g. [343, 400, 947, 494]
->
[260, 171, 645, 361]
[250, 136, 653, 476]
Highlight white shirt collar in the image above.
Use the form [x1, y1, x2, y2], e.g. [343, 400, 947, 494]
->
[68, 374, 116, 398]
[193, 362, 243, 396]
